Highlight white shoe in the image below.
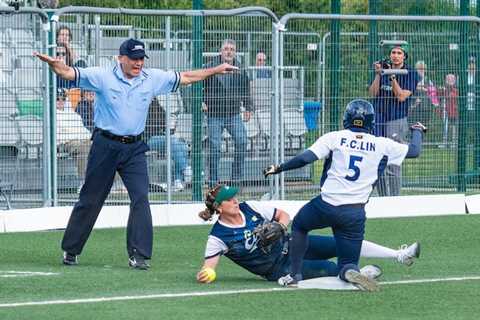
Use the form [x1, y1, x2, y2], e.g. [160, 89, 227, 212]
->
[158, 183, 168, 192]
[110, 184, 127, 194]
[183, 166, 192, 184]
[397, 242, 421, 266]
[173, 180, 184, 192]
[344, 269, 379, 292]
[158, 181, 184, 192]
[360, 264, 383, 280]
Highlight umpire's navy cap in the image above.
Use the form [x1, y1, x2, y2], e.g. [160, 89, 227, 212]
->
[119, 38, 149, 59]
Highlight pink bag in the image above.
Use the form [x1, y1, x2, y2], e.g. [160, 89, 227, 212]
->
[427, 80, 439, 106]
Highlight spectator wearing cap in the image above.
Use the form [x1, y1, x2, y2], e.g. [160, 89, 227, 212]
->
[368, 42, 419, 197]
[34, 38, 238, 270]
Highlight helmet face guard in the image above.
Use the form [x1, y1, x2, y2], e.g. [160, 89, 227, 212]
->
[343, 99, 375, 133]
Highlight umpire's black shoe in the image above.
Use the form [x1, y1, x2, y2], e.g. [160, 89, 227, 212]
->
[128, 254, 150, 270]
[63, 252, 78, 266]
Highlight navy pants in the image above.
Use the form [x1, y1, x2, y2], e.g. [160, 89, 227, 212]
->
[290, 196, 366, 281]
[294, 235, 339, 280]
[61, 130, 153, 259]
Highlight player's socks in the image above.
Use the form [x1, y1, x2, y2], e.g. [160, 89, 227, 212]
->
[360, 240, 398, 258]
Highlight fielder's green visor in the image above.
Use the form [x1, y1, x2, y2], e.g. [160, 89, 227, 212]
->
[214, 185, 238, 205]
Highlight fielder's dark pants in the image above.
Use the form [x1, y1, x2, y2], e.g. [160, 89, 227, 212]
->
[289, 196, 366, 281]
[61, 130, 152, 259]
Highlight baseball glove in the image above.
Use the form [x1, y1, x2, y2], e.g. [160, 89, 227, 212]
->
[263, 164, 281, 178]
[253, 221, 288, 253]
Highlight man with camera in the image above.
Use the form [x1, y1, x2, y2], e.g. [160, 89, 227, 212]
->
[368, 43, 419, 196]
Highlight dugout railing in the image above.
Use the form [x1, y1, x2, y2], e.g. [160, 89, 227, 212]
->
[1, 7, 480, 209]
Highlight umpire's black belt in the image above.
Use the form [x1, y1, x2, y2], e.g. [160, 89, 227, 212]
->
[96, 128, 143, 144]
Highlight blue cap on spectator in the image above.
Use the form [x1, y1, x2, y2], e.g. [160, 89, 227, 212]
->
[119, 38, 149, 59]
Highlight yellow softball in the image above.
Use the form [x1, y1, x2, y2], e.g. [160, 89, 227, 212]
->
[201, 267, 216, 283]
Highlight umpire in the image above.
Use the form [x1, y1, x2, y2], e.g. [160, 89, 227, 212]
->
[35, 38, 237, 270]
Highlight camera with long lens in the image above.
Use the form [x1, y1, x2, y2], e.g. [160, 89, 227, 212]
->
[377, 58, 391, 69]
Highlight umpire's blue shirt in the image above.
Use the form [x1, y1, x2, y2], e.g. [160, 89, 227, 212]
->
[73, 64, 181, 136]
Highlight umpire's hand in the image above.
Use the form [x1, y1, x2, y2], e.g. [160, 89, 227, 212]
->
[34, 52, 75, 80]
[216, 63, 239, 74]
[33, 52, 64, 65]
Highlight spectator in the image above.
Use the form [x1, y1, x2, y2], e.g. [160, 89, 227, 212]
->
[203, 39, 253, 187]
[409, 61, 434, 127]
[75, 90, 95, 133]
[255, 51, 271, 79]
[438, 74, 458, 147]
[56, 92, 91, 189]
[144, 97, 190, 192]
[467, 56, 475, 113]
[56, 26, 76, 68]
[56, 26, 86, 107]
[369, 42, 419, 196]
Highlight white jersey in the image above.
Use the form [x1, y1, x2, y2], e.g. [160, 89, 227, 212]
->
[308, 129, 408, 206]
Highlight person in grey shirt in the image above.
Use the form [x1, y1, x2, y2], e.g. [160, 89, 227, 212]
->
[203, 39, 253, 187]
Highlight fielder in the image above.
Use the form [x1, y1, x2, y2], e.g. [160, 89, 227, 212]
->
[197, 184, 420, 284]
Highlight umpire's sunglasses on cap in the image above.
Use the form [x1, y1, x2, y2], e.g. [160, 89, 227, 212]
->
[214, 186, 238, 205]
[119, 38, 149, 59]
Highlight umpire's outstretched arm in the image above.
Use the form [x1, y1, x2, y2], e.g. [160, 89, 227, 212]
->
[34, 52, 76, 81]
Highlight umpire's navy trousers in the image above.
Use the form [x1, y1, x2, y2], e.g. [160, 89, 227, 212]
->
[61, 130, 153, 259]
[292, 196, 366, 279]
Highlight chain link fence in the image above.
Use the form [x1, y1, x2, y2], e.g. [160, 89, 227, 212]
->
[278, 14, 480, 200]
[0, 5, 480, 210]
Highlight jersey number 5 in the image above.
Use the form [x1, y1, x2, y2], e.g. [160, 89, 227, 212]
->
[345, 155, 363, 181]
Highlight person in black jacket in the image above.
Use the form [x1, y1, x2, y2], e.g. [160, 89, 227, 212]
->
[203, 39, 253, 187]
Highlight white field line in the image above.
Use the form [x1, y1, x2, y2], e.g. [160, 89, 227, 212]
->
[0, 271, 59, 278]
[1, 275, 479, 308]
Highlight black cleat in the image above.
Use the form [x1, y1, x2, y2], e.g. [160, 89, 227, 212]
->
[128, 254, 150, 270]
[63, 252, 78, 266]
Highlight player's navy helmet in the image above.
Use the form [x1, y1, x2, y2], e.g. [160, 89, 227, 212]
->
[343, 99, 375, 133]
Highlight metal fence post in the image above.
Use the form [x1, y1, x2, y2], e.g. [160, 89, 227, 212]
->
[475, 0, 480, 173]
[329, 0, 341, 131]
[457, 0, 469, 192]
[165, 16, 173, 203]
[272, 22, 281, 199]
[368, 0, 379, 84]
[46, 11, 54, 206]
[192, 4, 204, 201]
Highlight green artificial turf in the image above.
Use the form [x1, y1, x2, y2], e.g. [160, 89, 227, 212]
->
[0, 214, 479, 319]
